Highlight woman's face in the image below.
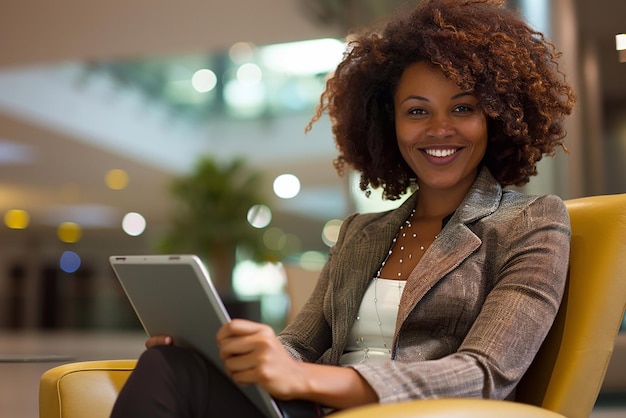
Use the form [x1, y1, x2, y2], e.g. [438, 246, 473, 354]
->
[394, 61, 488, 194]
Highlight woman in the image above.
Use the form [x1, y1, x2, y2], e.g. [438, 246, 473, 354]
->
[112, 0, 576, 416]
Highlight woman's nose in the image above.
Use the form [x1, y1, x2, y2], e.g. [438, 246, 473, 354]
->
[426, 116, 455, 139]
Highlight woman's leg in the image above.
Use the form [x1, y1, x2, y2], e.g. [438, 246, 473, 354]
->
[110, 345, 266, 418]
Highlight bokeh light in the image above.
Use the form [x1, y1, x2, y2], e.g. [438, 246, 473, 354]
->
[237, 63, 263, 85]
[57, 222, 82, 243]
[282, 233, 302, 255]
[322, 219, 343, 247]
[260, 38, 345, 76]
[191, 69, 218, 93]
[273, 174, 300, 199]
[299, 251, 327, 271]
[617, 34, 626, 51]
[247, 204, 272, 228]
[263, 227, 287, 251]
[122, 212, 146, 236]
[233, 260, 286, 298]
[105, 169, 129, 190]
[223, 78, 266, 116]
[4, 209, 30, 229]
[59, 251, 81, 273]
[229, 42, 256, 64]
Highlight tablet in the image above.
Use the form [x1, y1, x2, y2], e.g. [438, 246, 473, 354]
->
[109, 254, 283, 418]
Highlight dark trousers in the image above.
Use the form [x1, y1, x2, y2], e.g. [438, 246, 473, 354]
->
[111, 345, 325, 418]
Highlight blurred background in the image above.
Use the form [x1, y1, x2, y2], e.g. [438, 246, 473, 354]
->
[0, 0, 624, 331]
[0, 0, 624, 415]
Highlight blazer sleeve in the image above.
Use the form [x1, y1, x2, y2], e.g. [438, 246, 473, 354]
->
[350, 194, 571, 402]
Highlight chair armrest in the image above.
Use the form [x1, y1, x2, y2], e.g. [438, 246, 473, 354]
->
[331, 398, 567, 418]
[39, 360, 137, 418]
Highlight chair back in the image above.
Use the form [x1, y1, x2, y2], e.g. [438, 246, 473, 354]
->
[516, 193, 626, 418]
[39, 360, 136, 418]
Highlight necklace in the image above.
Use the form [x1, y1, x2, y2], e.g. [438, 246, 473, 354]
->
[378, 209, 437, 279]
[353, 209, 440, 360]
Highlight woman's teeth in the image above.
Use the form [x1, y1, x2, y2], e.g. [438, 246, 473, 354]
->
[425, 148, 457, 157]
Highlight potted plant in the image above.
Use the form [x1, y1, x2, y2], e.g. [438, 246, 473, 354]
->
[158, 156, 276, 300]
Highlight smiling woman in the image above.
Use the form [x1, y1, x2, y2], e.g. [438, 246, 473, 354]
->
[110, 1, 577, 417]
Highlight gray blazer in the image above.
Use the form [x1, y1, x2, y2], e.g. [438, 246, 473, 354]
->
[279, 167, 571, 403]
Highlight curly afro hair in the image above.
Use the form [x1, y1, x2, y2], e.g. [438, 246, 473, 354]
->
[307, 0, 576, 200]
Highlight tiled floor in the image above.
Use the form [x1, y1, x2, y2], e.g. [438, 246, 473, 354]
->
[1, 331, 624, 417]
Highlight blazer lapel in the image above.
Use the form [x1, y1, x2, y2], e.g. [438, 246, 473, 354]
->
[396, 168, 503, 332]
[396, 220, 481, 328]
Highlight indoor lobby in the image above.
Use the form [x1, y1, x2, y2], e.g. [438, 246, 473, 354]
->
[1, 0, 625, 417]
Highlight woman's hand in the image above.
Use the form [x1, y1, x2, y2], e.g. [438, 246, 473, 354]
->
[145, 335, 173, 349]
[217, 319, 378, 409]
[216, 319, 307, 400]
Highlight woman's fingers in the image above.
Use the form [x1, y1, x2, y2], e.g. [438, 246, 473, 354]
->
[217, 318, 267, 340]
[217, 320, 273, 355]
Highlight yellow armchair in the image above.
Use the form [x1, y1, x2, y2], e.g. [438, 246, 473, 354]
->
[514, 193, 626, 417]
[39, 360, 136, 418]
[39, 194, 626, 418]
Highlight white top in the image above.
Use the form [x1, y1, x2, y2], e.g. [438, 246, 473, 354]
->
[339, 278, 406, 365]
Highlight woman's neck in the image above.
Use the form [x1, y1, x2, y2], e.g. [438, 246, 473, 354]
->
[414, 182, 472, 220]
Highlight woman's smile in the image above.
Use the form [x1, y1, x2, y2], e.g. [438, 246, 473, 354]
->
[421, 146, 463, 165]
[423, 148, 458, 158]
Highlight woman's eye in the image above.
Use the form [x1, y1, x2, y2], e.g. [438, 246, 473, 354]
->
[408, 108, 427, 116]
[453, 105, 474, 113]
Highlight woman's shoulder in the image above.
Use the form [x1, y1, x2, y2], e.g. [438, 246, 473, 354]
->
[341, 209, 394, 231]
[335, 204, 409, 242]
[498, 190, 569, 222]
[501, 189, 566, 208]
